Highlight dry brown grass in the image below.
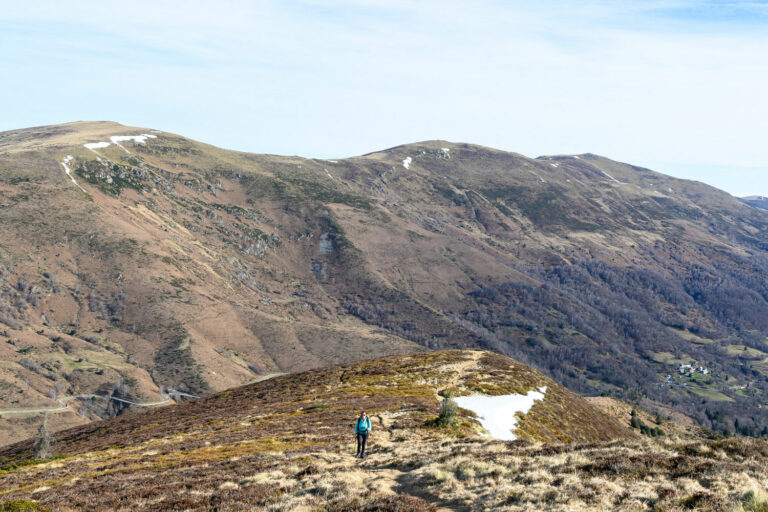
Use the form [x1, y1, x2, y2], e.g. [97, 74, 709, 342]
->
[6, 434, 755, 512]
[0, 349, 635, 510]
[395, 437, 768, 511]
[2, 350, 765, 511]
[1, 424, 767, 512]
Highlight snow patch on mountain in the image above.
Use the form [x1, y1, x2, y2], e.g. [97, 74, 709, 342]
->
[110, 134, 157, 154]
[82, 134, 157, 155]
[84, 142, 111, 150]
[454, 386, 547, 441]
[60, 155, 86, 193]
[601, 171, 625, 184]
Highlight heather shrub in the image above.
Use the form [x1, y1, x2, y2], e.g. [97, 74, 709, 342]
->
[0, 500, 48, 512]
[436, 394, 457, 427]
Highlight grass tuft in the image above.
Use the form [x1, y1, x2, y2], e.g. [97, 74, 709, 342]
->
[744, 489, 768, 512]
[0, 500, 48, 512]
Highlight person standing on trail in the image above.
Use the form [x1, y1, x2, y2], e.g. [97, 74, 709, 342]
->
[355, 411, 371, 458]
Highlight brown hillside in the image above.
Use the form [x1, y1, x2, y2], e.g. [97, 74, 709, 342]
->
[3, 121, 768, 443]
[3, 350, 768, 512]
[0, 350, 631, 460]
[0, 350, 635, 510]
[586, 396, 713, 441]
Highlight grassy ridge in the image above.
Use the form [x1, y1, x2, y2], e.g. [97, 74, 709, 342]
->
[0, 350, 632, 510]
[1, 350, 767, 511]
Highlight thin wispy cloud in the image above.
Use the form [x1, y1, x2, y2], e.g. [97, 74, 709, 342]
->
[1, 1, 766, 195]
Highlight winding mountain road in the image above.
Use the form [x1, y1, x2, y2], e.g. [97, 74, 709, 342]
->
[0, 389, 198, 416]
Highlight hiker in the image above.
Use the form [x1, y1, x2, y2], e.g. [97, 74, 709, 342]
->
[355, 411, 371, 458]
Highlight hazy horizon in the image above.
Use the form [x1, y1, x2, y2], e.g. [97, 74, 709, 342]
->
[2, 1, 767, 196]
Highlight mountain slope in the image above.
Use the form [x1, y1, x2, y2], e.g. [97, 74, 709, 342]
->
[3, 122, 768, 444]
[0, 350, 630, 510]
[2, 350, 768, 512]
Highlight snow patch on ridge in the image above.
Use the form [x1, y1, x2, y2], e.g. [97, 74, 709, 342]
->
[84, 141, 111, 155]
[84, 142, 110, 149]
[110, 134, 157, 154]
[402, 156, 412, 169]
[110, 134, 156, 144]
[453, 386, 547, 441]
[82, 134, 157, 155]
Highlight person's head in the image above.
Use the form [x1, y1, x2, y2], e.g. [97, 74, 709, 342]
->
[360, 411, 366, 418]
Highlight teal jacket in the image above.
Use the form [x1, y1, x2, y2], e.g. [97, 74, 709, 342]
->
[355, 416, 371, 434]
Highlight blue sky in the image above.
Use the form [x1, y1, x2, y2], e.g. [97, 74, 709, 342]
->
[1, 1, 767, 196]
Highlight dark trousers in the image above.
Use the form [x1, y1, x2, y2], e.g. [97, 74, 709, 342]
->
[356, 433, 368, 455]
